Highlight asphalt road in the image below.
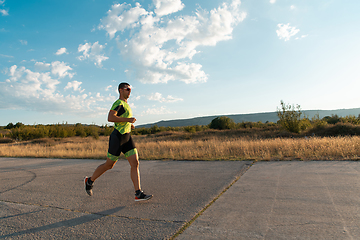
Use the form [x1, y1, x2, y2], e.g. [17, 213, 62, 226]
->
[178, 161, 360, 240]
[0, 157, 250, 239]
[1, 158, 360, 239]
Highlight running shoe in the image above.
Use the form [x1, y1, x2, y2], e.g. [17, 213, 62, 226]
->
[84, 176, 93, 196]
[135, 191, 153, 202]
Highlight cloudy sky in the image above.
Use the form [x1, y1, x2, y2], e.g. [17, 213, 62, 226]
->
[0, 0, 359, 126]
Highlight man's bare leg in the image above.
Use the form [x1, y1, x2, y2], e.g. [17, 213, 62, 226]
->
[127, 153, 153, 201]
[126, 153, 141, 191]
[90, 158, 116, 182]
[85, 158, 116, 196]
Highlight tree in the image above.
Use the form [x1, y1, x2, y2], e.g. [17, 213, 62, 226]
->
[277, 100, 304, 133]
[5, 123, 14, 129]
[15, 122, 24, 128]
[209, 116, 235, 130]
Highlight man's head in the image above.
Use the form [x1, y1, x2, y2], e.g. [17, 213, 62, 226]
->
[118, 82, 131, 100]
[118, 82, 130, 91]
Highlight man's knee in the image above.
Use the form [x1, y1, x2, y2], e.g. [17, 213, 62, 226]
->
[127, 155, 139, 168]
[105, 158, 116, 169]
[130, 159, 139, 168]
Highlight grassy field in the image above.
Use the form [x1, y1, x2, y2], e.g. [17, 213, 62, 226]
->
[1, 129, 360, 161]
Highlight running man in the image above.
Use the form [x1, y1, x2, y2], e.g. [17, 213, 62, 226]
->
[84, 82, 152, 202]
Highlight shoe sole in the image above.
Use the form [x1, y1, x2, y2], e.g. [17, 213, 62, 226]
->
[135, 195, 153, 202]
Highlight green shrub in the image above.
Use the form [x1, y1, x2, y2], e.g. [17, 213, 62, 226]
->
[101, 125, 114, 136]
[133, 127, 151, 135]
[209, 116, 236, 130]
[300, 118, 312, 131]
[323, 115, 341, 124]
[86, 125, 100, 139]
[184, 126, 196, 133]
[277, 100, 304, 133]
[9, 125, 48, 140]
[308, 123, 360, 137]
[15, 122, 24, 128]
[5, 123, 14, 129]
[150, 125, 161, 134]
[341, 115, 360, 125]
[310, 114, 328, 129]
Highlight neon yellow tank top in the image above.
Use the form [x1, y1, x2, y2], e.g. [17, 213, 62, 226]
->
[110, 99, 133, 134]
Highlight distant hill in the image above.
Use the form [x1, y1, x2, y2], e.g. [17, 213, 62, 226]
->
[137, 108, 360, 128]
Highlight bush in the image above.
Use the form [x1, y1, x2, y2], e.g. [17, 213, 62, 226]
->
[184, 126, 196, 133]
[311, 114, 328, 129]
[133, 127, 151, 135]
[308, 123, 360, 137]
[237, 121, 269, 129]
[9, 125, 49, 141]
[323, 115, 341, 125]
[101, 125, 114, 136]
[300, 118, 312, 132]
[209, 116, 236, 130]
[15, 122, 24, 128]
[5, 123, 14, 129]
[150, 125, 161, 134]
[85, 125, 100, 139]
[341, 115, 360, 125]
[277, 100, 306, 133]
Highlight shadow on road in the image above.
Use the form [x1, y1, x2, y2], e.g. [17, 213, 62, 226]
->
[0, 206, 125, 239]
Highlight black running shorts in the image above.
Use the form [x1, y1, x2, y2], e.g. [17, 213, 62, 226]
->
[107, 129, 137, 161]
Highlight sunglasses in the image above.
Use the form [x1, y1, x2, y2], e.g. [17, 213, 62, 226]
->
[122, 87, 131, 91]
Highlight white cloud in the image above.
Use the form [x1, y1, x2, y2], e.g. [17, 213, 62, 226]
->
[64, 80, 84, 92]
[0, 53, 13, 58]
[99, 2, 148, 39]
[290, 5, 296, 10]
[276, 23, 300, 41]
[148, 92, 164, 102]
[141, 106, 176, 115]
[78, 41, 109, 67]
[154, 0, 185, 17]
[163, 95, 183, 103]
[34, 61, 74, 79]
[100, 0, 245, 84]
[270, 0, 276, 4]
[78, 42, 91, 58]
[148, 92, 183, 102]
[19, 40, 27, 45]
[0, 65, 112, 116]
[56, 47, 68, 55]
[296, 34, 308, 40]
[3, 65, 61, 101]
[0, 9, 8, 16]
[0, 0, 8, 17]
[34, 62, 51, 72]
[51, 61, 75, 78]
[105, 85, 113, 91]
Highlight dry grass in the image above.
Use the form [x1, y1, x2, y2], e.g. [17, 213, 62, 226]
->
[137, 135, 360, 161]
[1, 131, 360, 161]
[0, 137, 108, 159]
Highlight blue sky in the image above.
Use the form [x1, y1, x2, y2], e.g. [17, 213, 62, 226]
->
[1, 0, 359, 126]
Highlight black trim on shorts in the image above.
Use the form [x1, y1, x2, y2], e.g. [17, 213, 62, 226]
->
[108, 129, 136, 157]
